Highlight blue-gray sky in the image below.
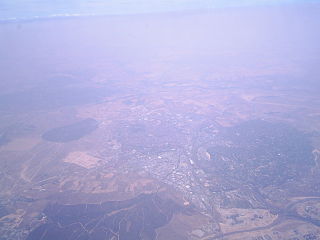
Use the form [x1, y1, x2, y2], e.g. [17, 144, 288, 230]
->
[0, 0, 319, 20]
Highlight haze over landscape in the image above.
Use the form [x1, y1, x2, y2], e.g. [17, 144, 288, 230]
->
[0, 1, 320, 240]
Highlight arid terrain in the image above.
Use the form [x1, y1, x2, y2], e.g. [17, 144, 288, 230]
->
[0, 4, 320, 240]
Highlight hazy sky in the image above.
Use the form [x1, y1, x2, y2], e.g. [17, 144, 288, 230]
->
[0, 0, 319, 20]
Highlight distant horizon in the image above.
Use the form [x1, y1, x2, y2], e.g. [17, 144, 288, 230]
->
[0, 0, 319, 21]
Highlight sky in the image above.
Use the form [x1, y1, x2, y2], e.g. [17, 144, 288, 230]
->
[0, 0, 318, 20]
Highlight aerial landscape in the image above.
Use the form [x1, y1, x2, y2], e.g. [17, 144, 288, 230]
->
[0, 0, 320, 239]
